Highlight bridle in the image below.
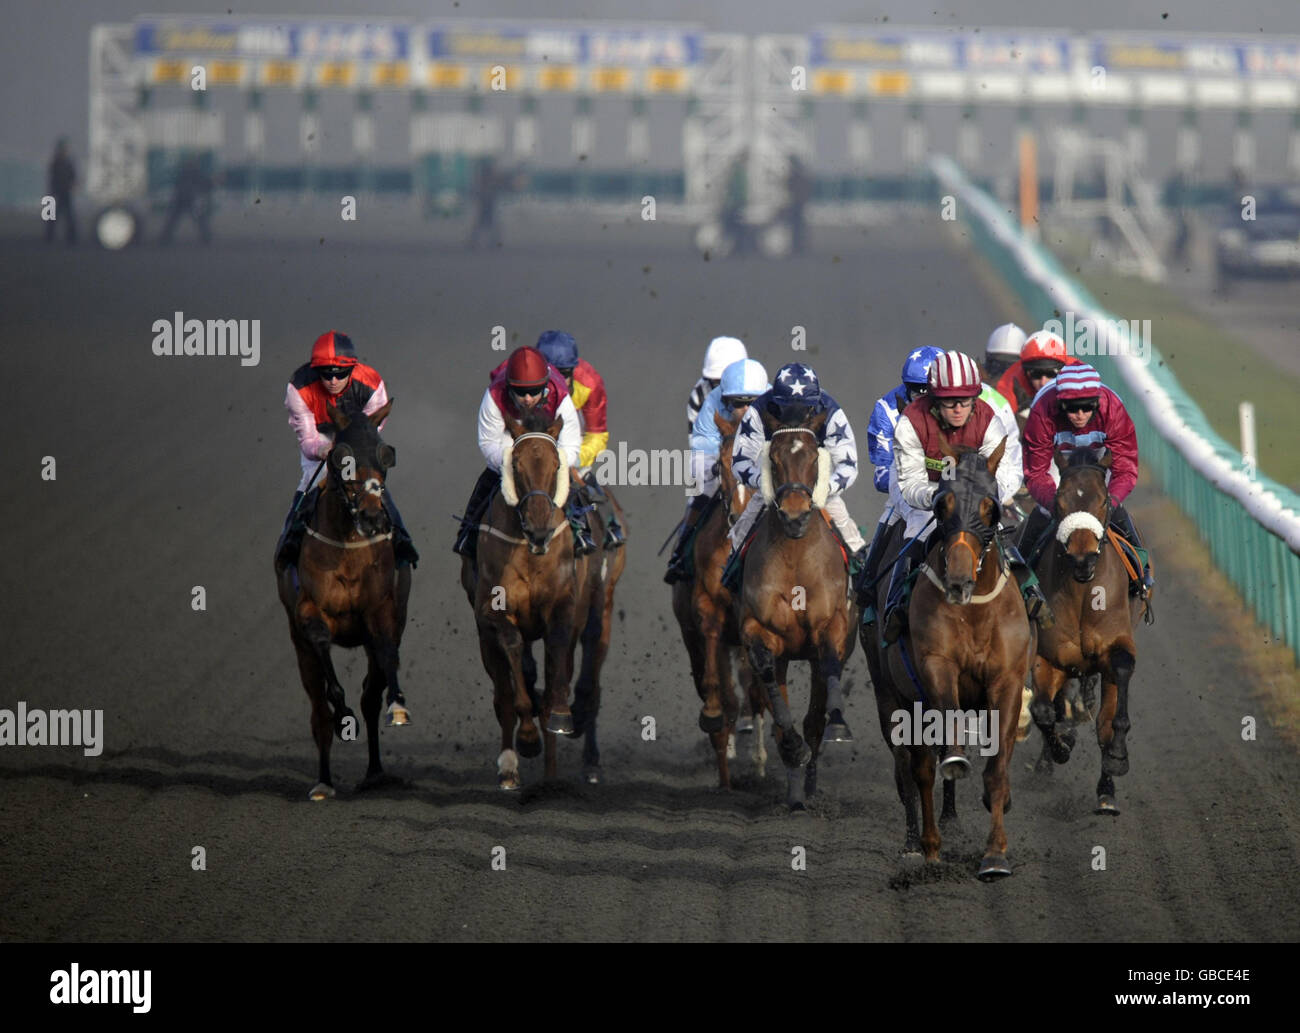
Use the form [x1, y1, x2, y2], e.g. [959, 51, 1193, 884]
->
[509, 431, 567, 549]
[934, 477, 1000, 580]
[770, 426, 819, 505]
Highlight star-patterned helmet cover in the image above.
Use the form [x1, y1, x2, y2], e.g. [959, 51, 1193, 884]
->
[769, 362, 821, 419]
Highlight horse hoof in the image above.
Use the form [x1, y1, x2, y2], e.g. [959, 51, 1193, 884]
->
[779, 739, 812, 768]
[1095, 795, 1120, 815]
[308, 782, 335, 801]
[547, 712, 575, 737]
[736, 715, 755, 734]
[822, 720, 853, 744]
[385, 702, 411, 727]
[939, 754, 971, 780]
[516, 732, 542, 759]
[581, 765, 602, 785]
[788, 801, 808, 815]
[977, 855, 1012, 881]
[698, 710, 725, 734]
[498, 773, 522, 791]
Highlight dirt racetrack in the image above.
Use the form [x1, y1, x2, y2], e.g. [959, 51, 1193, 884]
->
[1, 213, 1297, 942]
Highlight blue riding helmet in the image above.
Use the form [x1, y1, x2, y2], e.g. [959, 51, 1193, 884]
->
[901, 345, 945, 388]
[536, 330, 579, 370]
[720, 358, 769, 403]
[768, 362, 821, 419]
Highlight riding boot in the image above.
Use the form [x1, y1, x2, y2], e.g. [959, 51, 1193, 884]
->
[382, 491, 420, 570]
[854, 518, 892, 613]
[583, 474, 626, 550]
[881, 541, 920, 644]
[566, 485, 598, 556]
[1110, 503, 1154, 597]
[664, 493, 712, 584]
[275, 489, 316, 570]
[1018, 504, 1054, 567]
[1004, 542, 1054, 629]
[454, 466, 499, 559]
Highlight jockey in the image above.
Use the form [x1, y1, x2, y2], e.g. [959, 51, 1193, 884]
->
[983, 322, 1026, 385]
[664, 357, 770, 583]
[535, 330, 626, 549]
[852, 345, 943, 609]
[880, 350, 1049, 643]
[977, 326, 1027, 517]
[687, 336, 748, 438]
[453, 345, 594, 561]
[720, 362, 866, 592]
[995, 329, 1081, 418]
[275, 330, 419, 571]
[1020, 363, 1153, 597]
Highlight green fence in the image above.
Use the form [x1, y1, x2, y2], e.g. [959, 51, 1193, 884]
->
[932, 156, 1300, 667]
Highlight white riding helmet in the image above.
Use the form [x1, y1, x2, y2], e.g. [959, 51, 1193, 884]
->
[986, 323, 1027, 358]
[702, 336, 748, 379]
[720, 358, 770, 401]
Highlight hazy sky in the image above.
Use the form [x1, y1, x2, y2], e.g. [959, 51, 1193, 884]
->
[5, 1, 1299, 163]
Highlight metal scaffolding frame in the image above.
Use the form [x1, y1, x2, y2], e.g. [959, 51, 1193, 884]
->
[88, 24, 147, 202]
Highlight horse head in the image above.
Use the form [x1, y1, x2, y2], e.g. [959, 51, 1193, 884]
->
[713, 408, 751, 528]
[932, 436, 1005, 605]
[1053, 446, 1112, 583]
[325, 399, 397, 538]
[502, 408, 567, 555]
[759, 404, 830, 539]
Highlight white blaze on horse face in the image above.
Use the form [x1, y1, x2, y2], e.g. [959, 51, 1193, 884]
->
[364, 477, 382, 498]
[790, 439, 803, 454]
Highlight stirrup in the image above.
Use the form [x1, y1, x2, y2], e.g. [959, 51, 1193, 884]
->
[603, 522, 626, 549]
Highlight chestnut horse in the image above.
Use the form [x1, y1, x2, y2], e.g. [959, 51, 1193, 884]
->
[672, 410, 766, 788]
[863, 439, 1031, 879]
[276, 399, 412, 801]
[461, 409, 624, 788]
[1028, 447, 1147, 815]
[739, 406, 857, 812]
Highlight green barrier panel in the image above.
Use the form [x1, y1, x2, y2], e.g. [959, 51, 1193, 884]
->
[935, 157, 1300, 666]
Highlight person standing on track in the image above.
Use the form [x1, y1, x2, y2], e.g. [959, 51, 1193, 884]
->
[453, 345, 595, 561]
[535, 330, 626, 550]
[44, 138, 76, 245]
[275, 331, 419, 571]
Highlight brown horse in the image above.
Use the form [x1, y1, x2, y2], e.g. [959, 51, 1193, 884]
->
[863, 439, 1031, 879]
[739, 407, 857, 812]
[672, 410, 766, 788]
[461, 409, 624, 788]
[276, 399, 411, 801]
[1028, 447, 1146, 815]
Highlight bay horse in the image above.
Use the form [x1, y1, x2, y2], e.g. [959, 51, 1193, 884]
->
[739, 405, 857, 812]
[1028, 447, 1147, 815]
[276, 399, 412, 801]
[461, 409, 624, 788]
[863, 439, 1031, 879]
[672, 409, 766, 788]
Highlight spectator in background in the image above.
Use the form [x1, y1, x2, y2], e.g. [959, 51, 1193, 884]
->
[159, 155, 213, 245]
[45, 138, 76, 245]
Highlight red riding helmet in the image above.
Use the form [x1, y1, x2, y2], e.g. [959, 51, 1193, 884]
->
[310, 330, 359, 368]
[927, 350, 982, 398]
[1020, 330, 1068, 371]
[506, 346, 550, 388]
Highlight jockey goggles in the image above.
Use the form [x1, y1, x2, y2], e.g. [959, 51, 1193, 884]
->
[1060, 399, 1099, 414]
[1025, 364, 1060, 382]
[510, 383, 547, 401]
[724, 394, 757, 411]
[905, 383, 929, 401]
[318, 366, 353, 380]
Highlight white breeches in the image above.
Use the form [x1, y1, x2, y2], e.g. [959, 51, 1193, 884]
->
[727, 493, 865, 552]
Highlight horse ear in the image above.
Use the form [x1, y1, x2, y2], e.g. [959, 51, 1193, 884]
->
[505, 415, 525, 439]
[936, 435, 957, 460]
[987, 435, 1007, 476]
[808, 408, 829, 433]
[369, 398, 393, 427]
[326, 401, 350, 430]
[547, 417, 563, 440]
[1096, 447, 1113, 469]
[1053, 448, 1070, 473]
[757, 404, 776, 437]
[714, 409, 738, 436]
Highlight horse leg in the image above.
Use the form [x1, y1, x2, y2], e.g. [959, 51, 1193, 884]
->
[292, 635, 336, 800]
[978, 676, 1020, 880]
[480, 630, 522, 790]
[738, 649, 768, 778]
[366, 600, 409, 727]
[573, 599, 605, 784]
[357, 643, 386, 787]
[542, 618, 577, 779]
[919, 657, 969, 782]
[803, 653, 833, 799]
[819, 638, 852, 743]
[745, 622, 811, 773]
[940, 779, 958, 826]
[699, 610, 733, 788]
[296, 602, 354, 739]
[912, 745, 941, 862]
[497, 621, 540, 761]
[775, 657, 811, 813]
[1030, 655, 1073, 774]
[1095, 646, 1135, 814]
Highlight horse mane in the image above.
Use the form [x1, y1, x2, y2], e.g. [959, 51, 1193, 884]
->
[517, 407, 554, 435]
[1067, 445, 1109, 469]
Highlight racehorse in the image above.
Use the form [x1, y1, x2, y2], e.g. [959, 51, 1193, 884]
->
[672, 410, 766, 788]
[276, 399, 412, 801]
[1028, 447, 1147, 815]
[461, 409, 624, 788]
[863, 439, 1031, 879]
[738, 406, 857, 812]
